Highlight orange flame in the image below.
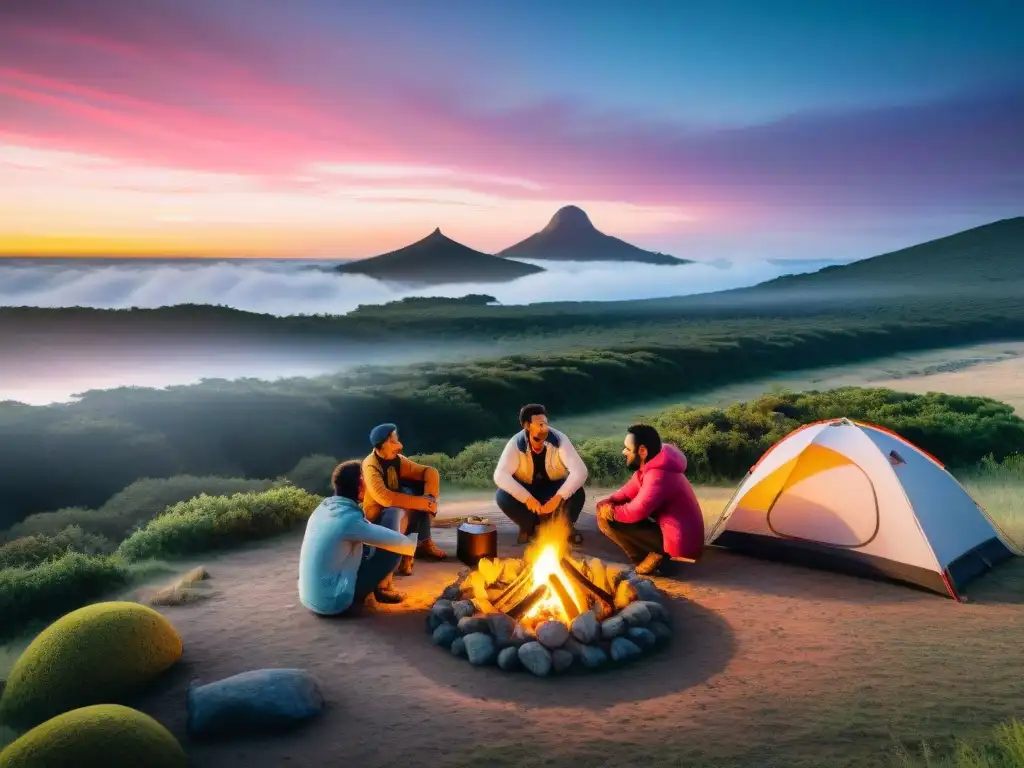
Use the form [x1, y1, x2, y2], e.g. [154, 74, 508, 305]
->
[521, 515, 586, 623]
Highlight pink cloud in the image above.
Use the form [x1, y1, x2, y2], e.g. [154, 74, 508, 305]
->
[0, 0, 1020, 236]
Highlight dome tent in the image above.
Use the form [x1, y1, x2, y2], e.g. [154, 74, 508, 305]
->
[706, 418, 1016, 599]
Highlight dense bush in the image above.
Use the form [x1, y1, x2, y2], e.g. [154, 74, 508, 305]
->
[5, 475, 275, 542]
[0, 526, 114, 569]
[116, 486, 321, 562]
[0, 704, 187, 768]
[411, 388, 1024, 487]
[2, 291, 1023, 528]
[0, 601, 182, 730]
[0, 554, 130, 639]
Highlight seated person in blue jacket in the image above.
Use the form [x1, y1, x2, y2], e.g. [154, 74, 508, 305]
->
[298, 459, 418, 616]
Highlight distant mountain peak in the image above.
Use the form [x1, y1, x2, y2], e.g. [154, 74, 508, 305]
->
[544, 205, 595, 232]
[499, 205, 691, 266]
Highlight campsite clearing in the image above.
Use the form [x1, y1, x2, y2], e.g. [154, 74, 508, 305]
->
[93, 481, 1024, 768]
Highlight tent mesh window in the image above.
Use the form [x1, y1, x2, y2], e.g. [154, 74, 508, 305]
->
[887, 450, 906, 466]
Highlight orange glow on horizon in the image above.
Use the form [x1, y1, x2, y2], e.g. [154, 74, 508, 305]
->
[0, 140, 695, 258]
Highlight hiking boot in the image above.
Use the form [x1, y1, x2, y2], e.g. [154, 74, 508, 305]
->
[416, 538, 448, 561]
[397, 555, 414, 576]
[374, 585, 405, 604]
[633, 552, 667, 576]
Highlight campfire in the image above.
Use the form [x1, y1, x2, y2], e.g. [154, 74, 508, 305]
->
[426, 517, 673, 676]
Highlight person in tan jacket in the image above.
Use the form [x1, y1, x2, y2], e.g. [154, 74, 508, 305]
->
[361, 422, 448, 575]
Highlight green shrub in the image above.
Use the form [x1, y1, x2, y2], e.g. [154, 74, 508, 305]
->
[116, 486, 322, 562]
[283, 453, 340, 495]
[0, 601, 182, 729]
[0, 553, 129, 640]
[0, 703, 187, 767]
[413, 388, 1024, 486]
[6, 475, 274, 541]
[893, 719, 1024, 767]
[0, 526, 115, 569]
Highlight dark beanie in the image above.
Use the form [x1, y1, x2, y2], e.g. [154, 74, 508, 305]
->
[369, 422, 397, 447]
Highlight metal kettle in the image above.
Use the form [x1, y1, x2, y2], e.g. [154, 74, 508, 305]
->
[456, 516, 498, 567]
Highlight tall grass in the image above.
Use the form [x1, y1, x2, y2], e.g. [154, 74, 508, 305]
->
[893, 720, 1024, 767]
[960, 453, 1024, 549]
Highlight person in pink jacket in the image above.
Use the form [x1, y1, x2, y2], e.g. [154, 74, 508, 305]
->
[595, 424, 705, 575]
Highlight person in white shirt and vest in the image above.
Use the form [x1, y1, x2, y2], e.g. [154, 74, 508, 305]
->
[493, 403, 589, 545]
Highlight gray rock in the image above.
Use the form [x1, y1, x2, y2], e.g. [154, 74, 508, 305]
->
[426, 612, 444, 633]
[569, 611, 600, 644]
[637, 600, 670, 624]
[488, 613, 518, 648]
[464, 632, 497, 666]
[563, 637, 586, 659]
[630, 577, 661, 602]
[552, 649, 574, 674]
[497, 646, 520, 671]
[649, 621, 673, 643]
[442, 584, 463, 601]
[610, 637, 643, 663]
[518, 641, 553, 677]
[452, 600, 476, 620]
[432, 623, 460, 649]
[186, 668, 324, 736]
[579, 644, 608, 669]
[457, 616, 490, 635]
[600, 615, 627, 639]
[430, 599, 455, 624]
[536, 620, 569, 649]
[512, 624, 536, 645]
[627, 626, 657, 650]
[450, 637, 466, 657]
[619, 602, 652, 627]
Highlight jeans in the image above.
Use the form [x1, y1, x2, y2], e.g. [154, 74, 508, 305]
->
[388, 480, 433, 542]
[352, 507, 404, 602]
[495, 478, 585, 537]
[597, 515, 665, 564]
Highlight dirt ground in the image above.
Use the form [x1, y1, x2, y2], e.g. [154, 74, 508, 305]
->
[125, 493, 1024, 768]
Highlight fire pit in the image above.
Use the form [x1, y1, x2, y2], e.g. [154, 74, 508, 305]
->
[426, 518, 673, 676]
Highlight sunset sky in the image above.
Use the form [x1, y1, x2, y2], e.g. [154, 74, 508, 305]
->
[1, 0, 1021, 260]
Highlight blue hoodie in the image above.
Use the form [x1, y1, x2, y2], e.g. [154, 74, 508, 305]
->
[298, 495, 417, 615]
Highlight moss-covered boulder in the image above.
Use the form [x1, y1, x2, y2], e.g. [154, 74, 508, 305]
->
[0, 601, 182, 729]
[0, 704, 187, 767]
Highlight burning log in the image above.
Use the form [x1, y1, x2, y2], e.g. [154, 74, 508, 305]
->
[506, 584, 547, 621]
[559, 557, 615, 618]
[493, 566, 534, 612]
[547, 574, 580, 621]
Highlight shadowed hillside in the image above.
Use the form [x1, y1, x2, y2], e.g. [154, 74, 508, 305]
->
[334, 228, 544, 285]
[499, 205, 690, 265]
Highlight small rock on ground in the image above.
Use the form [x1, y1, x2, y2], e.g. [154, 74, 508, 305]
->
[570, 611, 600, 644]
[513, 624, 536, 645]
[627, 626, 657, 650]
[442, 584, 463, 601]
[552, 649, 574, 674]
[536, 620, 569, 649]
[464, 633, 497, 666]
[619, 602, 652, 627]
[601, 615, 627, 639]
[432, 623, 459, 649]
[649, 621, 673, 642]
[431, 600, 455, 624]
[579, 644, 608, 668]
[488, 613, 518, 647]
[452, 600, 475, 620]
[450, 637, 466, 657]
[637, 599, 671, 623]
[518, 641, 553, 677]
[458, 616, 490, 635]
[497, 646, 520, 671]
[610, 637, 643, 663]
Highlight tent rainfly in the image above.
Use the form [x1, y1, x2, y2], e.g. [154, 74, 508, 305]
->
[706, 418, 1016, 599]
